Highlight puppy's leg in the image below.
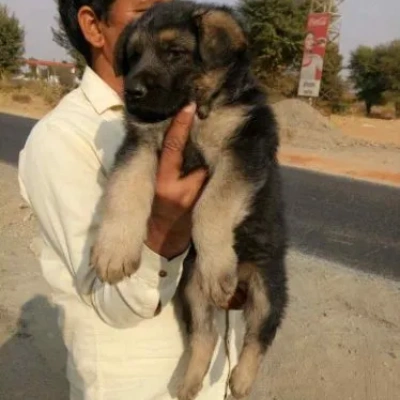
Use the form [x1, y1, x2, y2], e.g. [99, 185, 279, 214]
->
[91, 143, 157, 284]
[192, 157, 254, 308]
[229, 259, 287, 399]
[178, 268, 217, 400]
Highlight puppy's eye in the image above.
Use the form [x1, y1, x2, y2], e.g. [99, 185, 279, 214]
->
[166, 47, 190, 60]
[129, 50, 141, 64]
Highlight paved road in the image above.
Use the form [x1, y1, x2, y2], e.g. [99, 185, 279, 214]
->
[1, 112, 399, 280]
[0, 112, 36, 165]
[283, 168, 399, 279]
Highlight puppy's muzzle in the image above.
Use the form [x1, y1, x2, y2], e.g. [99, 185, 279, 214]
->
[125, 70, 159, 101]
[127, 80, 148, 100]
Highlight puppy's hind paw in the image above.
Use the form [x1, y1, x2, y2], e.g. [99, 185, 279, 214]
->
[177, 381, 203, 400]
[229, 364, 255, 399]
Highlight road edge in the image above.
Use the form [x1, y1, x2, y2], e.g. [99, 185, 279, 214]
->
[279, 150, 400, 188]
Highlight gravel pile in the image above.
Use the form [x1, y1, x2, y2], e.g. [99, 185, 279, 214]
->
[271, 99, 372, 150]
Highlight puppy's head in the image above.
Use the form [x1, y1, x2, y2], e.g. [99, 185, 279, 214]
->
[114, 1, 248, 122]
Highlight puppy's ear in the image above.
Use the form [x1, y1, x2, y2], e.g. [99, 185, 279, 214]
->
[113, 23, 136, 77]
[193, 8, 247, 68]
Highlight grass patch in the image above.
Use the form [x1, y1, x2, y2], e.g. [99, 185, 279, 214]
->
[11, 93, 32, 104]
[0, 78, 68, 107]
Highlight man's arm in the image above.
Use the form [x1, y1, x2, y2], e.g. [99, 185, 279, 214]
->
[18, 105, 207, 328]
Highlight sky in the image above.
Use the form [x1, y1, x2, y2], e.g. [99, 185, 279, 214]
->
[2, 0, 400, 66]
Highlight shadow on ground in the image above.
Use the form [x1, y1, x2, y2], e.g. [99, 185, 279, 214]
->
[0, 112, 36, 166]
[0, 296, 69, 400]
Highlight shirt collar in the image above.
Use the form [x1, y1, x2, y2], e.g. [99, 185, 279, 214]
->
[80, 66, 124, 115]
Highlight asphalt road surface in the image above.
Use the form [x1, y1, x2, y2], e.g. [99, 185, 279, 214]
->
[1, 112, 399, 280]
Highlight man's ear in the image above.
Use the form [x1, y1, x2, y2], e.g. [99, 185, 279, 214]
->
[113, 23, 136, 77]
[77, 6, 105, 50]
[193, 8, 247, 68]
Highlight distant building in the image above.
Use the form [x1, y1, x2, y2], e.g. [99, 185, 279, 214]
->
[20, 59, 78, 86]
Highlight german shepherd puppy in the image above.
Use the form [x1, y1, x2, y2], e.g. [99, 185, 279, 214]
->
[90, 1, 288, 399]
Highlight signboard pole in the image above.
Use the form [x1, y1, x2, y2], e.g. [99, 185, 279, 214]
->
[297, 12, 331, 98]
[298, 0, 344, 99]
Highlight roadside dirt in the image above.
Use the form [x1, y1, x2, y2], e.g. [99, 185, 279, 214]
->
[330, 114, 400, 147]
[271, 99, 400, 187]
[279, 147, 400, 186]
[0, 91, 53, 120]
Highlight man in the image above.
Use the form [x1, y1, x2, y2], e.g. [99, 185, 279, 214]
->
[18, 1, 244, 399]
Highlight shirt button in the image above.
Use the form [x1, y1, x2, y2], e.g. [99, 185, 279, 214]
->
[159, 270, 168, 278]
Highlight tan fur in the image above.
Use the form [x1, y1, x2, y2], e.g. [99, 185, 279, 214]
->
[185, 106, 252, 306]
[91, 145, 157, 284]
[192, 105, 248, 166]
[194, 69, 228, 117]
[237, 261, 259, 282]
[195, 70, 227, 92]
[230, 262, 271, 398]
[178, 271, 218, 400]
[158, 29, 196, 52]
[191, 154, 254, 308]
[198, 9, 247, 51]
[158, 28, 179, 42]
[178, 334, 218, 400]
[229, 341, 264, 399]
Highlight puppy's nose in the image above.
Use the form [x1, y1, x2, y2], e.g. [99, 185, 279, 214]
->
[129, 82, 147, 99]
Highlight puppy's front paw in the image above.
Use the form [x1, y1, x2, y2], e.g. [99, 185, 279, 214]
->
[200, 269, 238, 308]
[91, 222, 142, 284]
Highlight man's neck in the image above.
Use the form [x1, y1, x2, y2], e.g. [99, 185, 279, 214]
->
[91, 55, 123, 99]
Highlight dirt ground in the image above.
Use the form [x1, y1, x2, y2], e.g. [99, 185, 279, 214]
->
[304, 114, 400, 186]
[271, 99, 400, 187]
[0, 160, 399, 400]
[0, 89, 54, 120]
[330, 114, 400, 148]
[279, 147, 400, 186]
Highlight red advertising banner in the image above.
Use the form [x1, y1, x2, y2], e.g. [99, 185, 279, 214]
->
[298, 12, 331, 98]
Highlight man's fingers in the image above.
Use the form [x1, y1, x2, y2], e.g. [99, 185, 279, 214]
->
[182, 168, 208, 192]
[158, 103, 196, 179]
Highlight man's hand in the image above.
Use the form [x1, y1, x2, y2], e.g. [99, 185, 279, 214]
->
[145, 103, 208, 260]
[145, 103, 247, 311]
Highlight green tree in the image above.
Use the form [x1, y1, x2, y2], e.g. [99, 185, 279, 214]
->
[238, 0, 311, 83]
[378, 40, 400, 117]
[0, 5, 25, 77]
[348, 46, 387, 115]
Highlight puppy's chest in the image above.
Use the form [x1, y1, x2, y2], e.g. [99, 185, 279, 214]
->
[190, 107, 247, 166]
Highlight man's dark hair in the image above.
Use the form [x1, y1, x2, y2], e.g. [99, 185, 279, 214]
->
[57, 0, 116, 65]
